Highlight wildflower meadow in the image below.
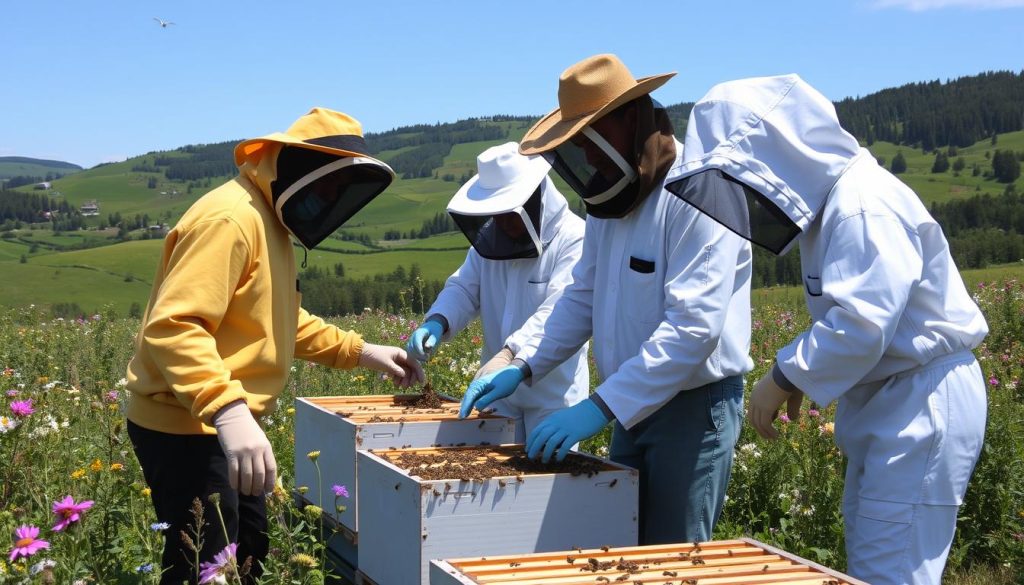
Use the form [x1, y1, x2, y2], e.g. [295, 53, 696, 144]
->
[0, 280, 1022, 584]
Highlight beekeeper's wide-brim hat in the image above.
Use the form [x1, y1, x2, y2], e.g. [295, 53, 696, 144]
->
[519, 53, 675, 156]
[448, 142, 550, 216]
[233, 107, 386, 168]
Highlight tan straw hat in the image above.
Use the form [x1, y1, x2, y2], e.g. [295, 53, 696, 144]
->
[519, 54, 675, 155]
[233, 107, 380, 167]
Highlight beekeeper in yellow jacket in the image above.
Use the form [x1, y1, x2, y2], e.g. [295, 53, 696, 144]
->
[125, 108, 424, 584]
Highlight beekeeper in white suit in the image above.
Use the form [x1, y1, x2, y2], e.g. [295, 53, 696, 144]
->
[407, 141, 588, 439]
[459, 54, 754, 546]
[666, 74, 989, 585]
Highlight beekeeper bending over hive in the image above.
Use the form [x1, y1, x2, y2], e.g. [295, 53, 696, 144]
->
[665, 74, 989, 585]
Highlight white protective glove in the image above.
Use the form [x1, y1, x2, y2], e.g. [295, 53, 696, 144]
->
[213, 400, 277, 496]
[747, 368, 804, 440]
[473, 347, 515, 381]
[358, 343, 426, 388]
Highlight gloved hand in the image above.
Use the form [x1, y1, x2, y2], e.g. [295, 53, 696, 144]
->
[213, 400, 277, 496]
[458, 365, 525, 418]
[406, 319, 445, 363]
[473, 347, 515, 381]
[359, 343, 426, 388]
[747, 367, 804, 440]
[526, 399, 610, 463]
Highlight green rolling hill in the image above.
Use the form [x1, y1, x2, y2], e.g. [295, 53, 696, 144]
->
[0, 156, 83, 182]
[0, 71, 1022, 315]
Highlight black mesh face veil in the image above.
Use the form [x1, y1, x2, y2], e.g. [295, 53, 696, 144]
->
[272, 146, 394, 249]
[665, 169, 801, 255]
[542, 126, 636, 207]
[449, 185, 544, 260]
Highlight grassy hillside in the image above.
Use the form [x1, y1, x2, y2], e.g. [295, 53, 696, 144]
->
[2, 71, 1022, 315]
[864, 130, 1024, 205]
[0, 156, 82, 180]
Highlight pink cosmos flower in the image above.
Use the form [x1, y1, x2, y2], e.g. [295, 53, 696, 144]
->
[199, 542, 238, 584]
[51, 496, 94, 531]
[9, 400, 33, 417]
[9, 525, 49, 562]
[332, 484, 349, 498]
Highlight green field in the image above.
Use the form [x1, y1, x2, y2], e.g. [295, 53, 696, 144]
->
[2, 119, 1021, 316]
[0, 157, 82, 180]
[0, 219, 1018, 319]
[864, 130, 1023, 204]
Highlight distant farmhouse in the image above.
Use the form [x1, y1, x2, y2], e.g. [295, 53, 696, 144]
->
[80, 200, 100, 216]
[33, 181, 51, 190]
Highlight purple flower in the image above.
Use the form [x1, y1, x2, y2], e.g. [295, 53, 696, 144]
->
[10, 400, 33, 417]
[199, 542, 238, 584]
[9, 525, 49, 562]
[4, 390, 17, 397]
[778, 413, 791, 424]
[331, 484, 350, 498]
[104, 390, 119, 403]
[807, 409, 820, 418]
[989, 376, 999, 386]
[51, 496, 94, 531]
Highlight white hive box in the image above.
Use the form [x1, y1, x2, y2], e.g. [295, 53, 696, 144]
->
[430, 538, 869, 585]
[294, 394, 516, 535]
[357, 445, 639, 585]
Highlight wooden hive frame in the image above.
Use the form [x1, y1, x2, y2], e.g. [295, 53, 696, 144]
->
[369, 444, 627, 474]
[303, 393, 484, 422]
[429, 538, 869, 585]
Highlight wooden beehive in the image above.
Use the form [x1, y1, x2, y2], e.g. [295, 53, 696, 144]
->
[357, 445, 639, 585]
[429, 538, 869, 585]
[294, 394, 516, 535]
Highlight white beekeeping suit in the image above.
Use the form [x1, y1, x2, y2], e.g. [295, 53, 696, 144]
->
[426, 142, 588, 437]
[666, 74, 989, 585]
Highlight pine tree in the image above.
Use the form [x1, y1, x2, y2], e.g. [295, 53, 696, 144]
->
[891, 152, 908, 174]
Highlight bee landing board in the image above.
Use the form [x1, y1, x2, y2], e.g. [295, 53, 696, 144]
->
[430, 538, 869, 585]
[294, 395, 516, 533]
[357, 445, 639, 585]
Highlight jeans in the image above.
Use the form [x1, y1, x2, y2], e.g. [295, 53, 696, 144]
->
[610, 376, 744, 544]
[128, 421, 269, 585]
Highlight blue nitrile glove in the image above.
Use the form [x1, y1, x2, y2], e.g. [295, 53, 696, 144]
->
[526, 399, 610, 463]
[406, 318, 445, 362]
[458, 365, 525, 419]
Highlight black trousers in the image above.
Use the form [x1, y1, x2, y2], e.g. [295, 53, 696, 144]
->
[128, 420, 269, 585]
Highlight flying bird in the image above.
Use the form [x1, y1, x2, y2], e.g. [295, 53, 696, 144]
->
[153, 17, 175, 28]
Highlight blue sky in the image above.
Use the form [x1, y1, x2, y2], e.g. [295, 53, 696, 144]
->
[4, 0, 1023, 169]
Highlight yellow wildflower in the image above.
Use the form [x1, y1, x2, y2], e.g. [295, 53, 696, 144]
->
[822, 422, 835, 435]
[304, 505, 323, 520]
[37, 376, 49, 384]
[289, 553, 317, 568]
[307, 450, 321, 462]
[286, 407, 295, 415]
[141, 487, 152, 497]
[90, 458, 103, 472]
[71, 468, 87, 480]
[108, 404, 118, 412]
[297, 486, 309, 495]
[110, 462, 124, 472]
